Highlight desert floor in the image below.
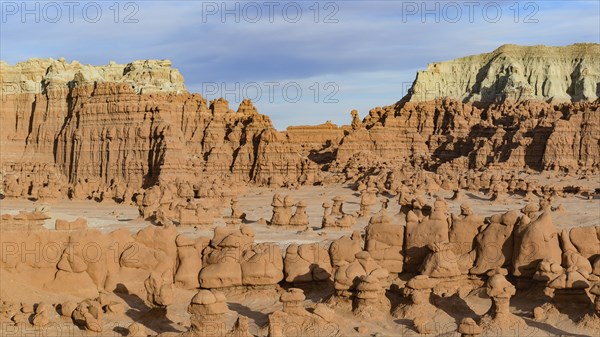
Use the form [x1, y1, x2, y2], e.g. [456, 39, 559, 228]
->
[1, 181, 599, 337]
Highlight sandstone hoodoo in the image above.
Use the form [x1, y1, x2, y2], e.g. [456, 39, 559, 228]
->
[1, 43, 599, 337]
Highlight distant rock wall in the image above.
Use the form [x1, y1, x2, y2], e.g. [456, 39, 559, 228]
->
[0, 58, 186, 94]
[406, 43, 600, 104]
[334, 44, 600, 175]
[336, 99, 600, 173]
[0, 59, 315, 190]
[1, 45, 599, 194]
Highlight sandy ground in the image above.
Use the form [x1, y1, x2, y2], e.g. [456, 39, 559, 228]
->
[1, 183, 599, 336]
[1, 183, 598, 240]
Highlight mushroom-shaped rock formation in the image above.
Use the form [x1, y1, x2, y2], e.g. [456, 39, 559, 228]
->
[479, 269, 526, 334]
[187, 290, 229, 336]
[333, 251, 388, 299]
[289, 200, 310, 227]
[393, 275, 438, 320]
[470, 210, 519, 275]
[267, 289, 339, 337]
[352, 275, 390, 319]
[420, 241, 462, 278]
[284, 243, 332, 283]
[365, 211, 405, 273]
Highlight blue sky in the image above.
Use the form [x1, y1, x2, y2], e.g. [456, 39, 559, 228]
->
[1, 0, 599, 129]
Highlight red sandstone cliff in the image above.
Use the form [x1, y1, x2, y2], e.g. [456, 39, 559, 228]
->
[1, 45, 598, 197]
[0, 59, 315, 193]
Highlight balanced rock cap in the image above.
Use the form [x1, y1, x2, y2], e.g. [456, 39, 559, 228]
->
[191, 290, 217, 305]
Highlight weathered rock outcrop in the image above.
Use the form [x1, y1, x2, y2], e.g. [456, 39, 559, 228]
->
[406, 43, 600, 103]
[268, 289, 340, 337]
[334, 98, 600, 178]
[198, 223, 284, 289]
[0, 222, 178, 300]
[331, 44, 600, 182]
[0, 59, 319, 193]
[2, 46, 600, 197]
[284, 243, 332, 283]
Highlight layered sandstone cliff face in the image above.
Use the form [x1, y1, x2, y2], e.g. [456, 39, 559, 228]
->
[1, 58, 186, 95]
[335, 99, 600, 174]
[334, 44, 600, 176]
[406, 43, 600, 103]
[0, 59, 313, 192]
[0, 58, 187, 171]
[1, 44, 599, 196]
